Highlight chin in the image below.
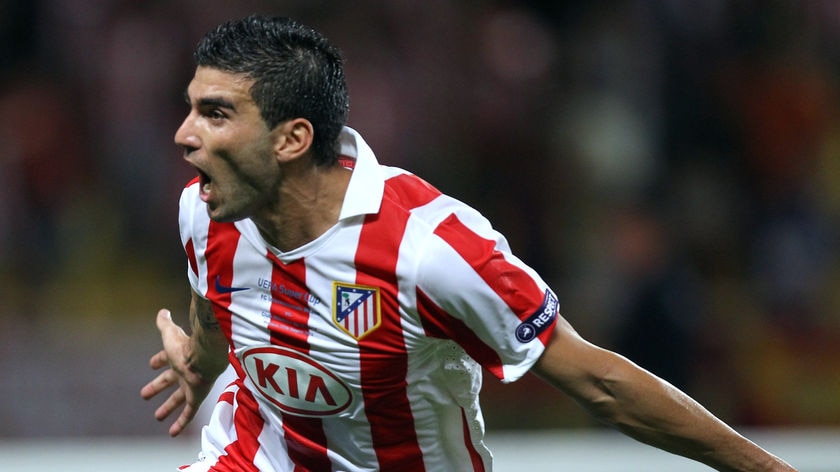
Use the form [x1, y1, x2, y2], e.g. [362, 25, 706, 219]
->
[205, 205, 245, 223]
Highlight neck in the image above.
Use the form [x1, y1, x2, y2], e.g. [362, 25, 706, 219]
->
[252, 162, 352, 252]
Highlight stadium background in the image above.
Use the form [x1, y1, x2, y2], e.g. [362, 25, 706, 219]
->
[1, 0, 838, 469]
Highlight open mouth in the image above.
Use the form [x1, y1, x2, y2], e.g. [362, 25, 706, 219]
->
[196, 168, 212, 199]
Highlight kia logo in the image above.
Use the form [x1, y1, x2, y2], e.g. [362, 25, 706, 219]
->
[241, 346, 352, 416]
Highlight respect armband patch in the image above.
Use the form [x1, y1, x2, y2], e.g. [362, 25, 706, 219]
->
[515, 289, 558, 343]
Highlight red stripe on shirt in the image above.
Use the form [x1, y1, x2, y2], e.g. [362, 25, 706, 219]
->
[433, 214, 546, 324]
[283, 418, 331, 472]
[266, 255, 315, 352]
[265, 254, 331, 472]
[382, 173, 441, 208]
[218, 390, 235, 405]
[185, 238, 198, 278]
[416, 287, 505, 379]
[205, 221, 241, 346]
[211, 385, 263, 472]
[353, 178, 426, 471]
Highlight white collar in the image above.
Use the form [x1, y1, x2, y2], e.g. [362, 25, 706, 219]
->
[233, 127, 385, 258]
[337, 126, 384, 220]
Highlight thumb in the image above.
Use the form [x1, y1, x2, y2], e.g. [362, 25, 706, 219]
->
[156, 308, 174, 331]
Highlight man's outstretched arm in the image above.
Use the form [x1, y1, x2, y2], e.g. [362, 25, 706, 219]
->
[532, 316, 796, 472]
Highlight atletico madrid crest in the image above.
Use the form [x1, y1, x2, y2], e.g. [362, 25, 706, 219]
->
[332, 282, 381, 340]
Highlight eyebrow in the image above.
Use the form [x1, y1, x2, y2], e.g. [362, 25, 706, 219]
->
[182, 89, 237, 111]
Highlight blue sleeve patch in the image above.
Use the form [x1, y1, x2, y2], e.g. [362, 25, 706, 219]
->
[515, 289, 558, 343]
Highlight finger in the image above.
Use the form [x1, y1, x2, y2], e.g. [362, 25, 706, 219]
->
[169, 420, 185, 438]
[170, 401, 198, 437]
[148, 349, 170, 370]
[155, 386, 187, 422]
[140, 368, 177, 400]
[156, 308, 188, 346]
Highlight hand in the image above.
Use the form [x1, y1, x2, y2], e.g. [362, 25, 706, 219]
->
[140, 309, 216, 437]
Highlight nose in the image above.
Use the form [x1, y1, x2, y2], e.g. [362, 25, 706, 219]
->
[174, 113, 200, 154]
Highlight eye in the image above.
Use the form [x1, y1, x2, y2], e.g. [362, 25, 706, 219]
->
[206, 108, 227, 121]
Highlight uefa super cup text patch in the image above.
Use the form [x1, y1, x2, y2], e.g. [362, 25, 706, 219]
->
[515, 289, 558, 343]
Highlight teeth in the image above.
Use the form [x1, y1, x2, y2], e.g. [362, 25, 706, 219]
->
[203, 183, 211, 193]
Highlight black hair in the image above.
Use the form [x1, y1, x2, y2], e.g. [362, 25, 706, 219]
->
[194, 15, 349, 165]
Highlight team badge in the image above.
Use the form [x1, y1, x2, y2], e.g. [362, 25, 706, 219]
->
[332, 282, 381, 340]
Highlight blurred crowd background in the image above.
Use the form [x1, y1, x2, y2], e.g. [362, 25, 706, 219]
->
[1, 0, 838, 438]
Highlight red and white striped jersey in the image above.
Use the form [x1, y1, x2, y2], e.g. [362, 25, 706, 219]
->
[179, 127, 559, 471]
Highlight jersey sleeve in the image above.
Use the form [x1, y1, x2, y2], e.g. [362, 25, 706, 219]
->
[414, 205, 558, 383]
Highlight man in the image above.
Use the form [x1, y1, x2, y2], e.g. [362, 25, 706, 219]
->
[141, 15, 795, 471]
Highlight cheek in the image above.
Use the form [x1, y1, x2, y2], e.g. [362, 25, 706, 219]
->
[208, 127, 277, 188]
[224, 148, 278, 193]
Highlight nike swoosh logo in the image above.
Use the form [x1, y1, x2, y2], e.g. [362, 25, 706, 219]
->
[215, 275, 250, 294]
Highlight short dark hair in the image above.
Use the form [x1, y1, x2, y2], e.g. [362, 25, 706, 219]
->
[194, 15, 349, 165]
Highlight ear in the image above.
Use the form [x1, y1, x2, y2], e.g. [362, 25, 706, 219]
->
[273, 118, 314, 163]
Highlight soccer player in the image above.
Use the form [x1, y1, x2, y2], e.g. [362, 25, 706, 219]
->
[141, 15, 796, 471]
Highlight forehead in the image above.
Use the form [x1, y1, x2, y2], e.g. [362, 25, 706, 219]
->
[186, 66, 256, 104]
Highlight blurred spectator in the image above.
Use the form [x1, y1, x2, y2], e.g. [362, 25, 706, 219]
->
[0, 70, 91, 296]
